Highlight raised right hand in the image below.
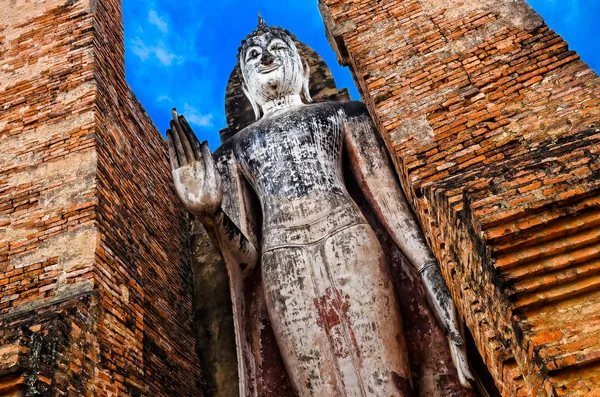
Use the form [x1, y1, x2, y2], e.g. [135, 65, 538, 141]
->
[167, 108, 222, 216]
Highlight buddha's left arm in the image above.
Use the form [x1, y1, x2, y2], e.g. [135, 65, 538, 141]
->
[343, 106, 474, 386]
[343, 111, 435, 272]
[344, 108, 437, 271]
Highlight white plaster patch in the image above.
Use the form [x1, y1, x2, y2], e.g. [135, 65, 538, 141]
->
[56, 81, 95, 105]
[40, 175, 94, 209]
[417, 0, 543, 30]
[0, 0, 92, 42]
[6, 150, 97, 187]
[0, 111, 94, 170]
[438, 20, 507, 58]
[10, 224, 98, 271]
[0, 56, 50, 91]
[391, 7, 538, 83]
[391, 115, 435, 145]
[120, 284, 130, 304]
[0, 151, 97, 242]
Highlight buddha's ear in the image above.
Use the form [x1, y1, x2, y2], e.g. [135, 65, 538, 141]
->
[242, 81, 262, 120]
[301, 56, 312, 103]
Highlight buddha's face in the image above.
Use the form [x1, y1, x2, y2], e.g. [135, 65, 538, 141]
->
[240, 31, 306, 107]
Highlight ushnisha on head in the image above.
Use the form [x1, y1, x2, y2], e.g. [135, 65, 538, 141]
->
[238, 14, 312, 120]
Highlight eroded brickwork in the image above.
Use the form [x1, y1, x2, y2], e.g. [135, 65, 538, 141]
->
[0, 292, 99, 397]
[320, 0, 600, 396]
[0, 0, 202, 395]
[0, 0, 97, 318]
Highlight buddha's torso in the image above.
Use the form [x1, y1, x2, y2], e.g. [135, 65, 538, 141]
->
[233, 101, 365, 230]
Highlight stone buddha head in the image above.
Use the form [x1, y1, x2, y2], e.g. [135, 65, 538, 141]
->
[238, 15, 312, 119]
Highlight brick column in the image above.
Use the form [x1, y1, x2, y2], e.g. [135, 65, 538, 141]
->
[0, 0, 202, 395]
[320, 0, 600, 396]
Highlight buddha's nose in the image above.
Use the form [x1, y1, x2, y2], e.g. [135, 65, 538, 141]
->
[261, 52, 275, 65]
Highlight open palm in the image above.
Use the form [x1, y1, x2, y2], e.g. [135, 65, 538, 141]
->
[167, 109, 222, 216]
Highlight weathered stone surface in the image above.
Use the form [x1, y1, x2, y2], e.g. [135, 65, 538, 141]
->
[190, 219, 239, 397]
[0, 291, 99, 397]
[194, 34, 353, 397]
[319, 0, 600, 396]
[346, 171, 479, 397]
[173, 18, 476, 397]
[0, 0, 202, 395]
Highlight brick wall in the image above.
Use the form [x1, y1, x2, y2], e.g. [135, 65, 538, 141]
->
[0, 0, 97, 317]
[319, 0, 600, 396]
[0, 0, 202, 395]
[0, 291, 99, 397]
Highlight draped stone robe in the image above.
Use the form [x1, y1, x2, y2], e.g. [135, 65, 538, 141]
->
[188, 41, 477, 397]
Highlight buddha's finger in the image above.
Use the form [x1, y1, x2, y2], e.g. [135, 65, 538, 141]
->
[191, 134, 203, 163]
[449, 307, 465, 346]
[170, 120, 188, 166]
[214, 160, 222, 192]
[449, 342, 474, 388]
[201, 141, 217, 190]
[211, 168, 222, 208]
[201, 141, 214, 172]
[172, 109, 195, 163]
[166, 129, 180, 170]
[203, 163, 217, 193]
[179, 116, 201, 161]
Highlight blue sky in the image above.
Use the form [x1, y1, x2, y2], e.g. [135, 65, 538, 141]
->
[124, 0, 600, 150]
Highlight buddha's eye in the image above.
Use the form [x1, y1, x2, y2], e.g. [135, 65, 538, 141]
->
[245, 48, 261, 62]
[269, 40, 288, 52]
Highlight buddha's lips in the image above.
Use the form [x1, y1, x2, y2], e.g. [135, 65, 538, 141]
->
[258, 63, 281, 74]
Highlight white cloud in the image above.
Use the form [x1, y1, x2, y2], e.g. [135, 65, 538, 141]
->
[154, 45, 179, 66]
[130, 37, 151, 61]
[148, 10, 169, 33]
[130, 37, 182, 66]
[183, 104, 214, 128]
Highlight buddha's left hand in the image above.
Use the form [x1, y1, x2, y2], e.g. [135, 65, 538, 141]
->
[421, 262, 475, 388]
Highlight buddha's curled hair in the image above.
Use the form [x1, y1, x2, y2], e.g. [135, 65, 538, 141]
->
[236, 13, 300, 63]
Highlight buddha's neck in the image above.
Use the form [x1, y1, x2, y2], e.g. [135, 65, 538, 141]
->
[262, 94, 303, 116]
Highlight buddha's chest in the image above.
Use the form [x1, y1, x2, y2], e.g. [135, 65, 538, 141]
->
[234, 108, 346, 196]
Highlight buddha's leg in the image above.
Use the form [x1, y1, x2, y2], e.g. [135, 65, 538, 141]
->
[262, 224, 413, 397]
[262, 246, 346, 396]
[321, 223, 413, 397]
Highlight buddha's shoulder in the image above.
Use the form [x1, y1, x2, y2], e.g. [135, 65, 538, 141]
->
[337, 100, 369, 117]
[303, 100, 368, 117]
[213, 139, 235, 160]
[228, 100, 369, 143]
[230, 121, 262, 146]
